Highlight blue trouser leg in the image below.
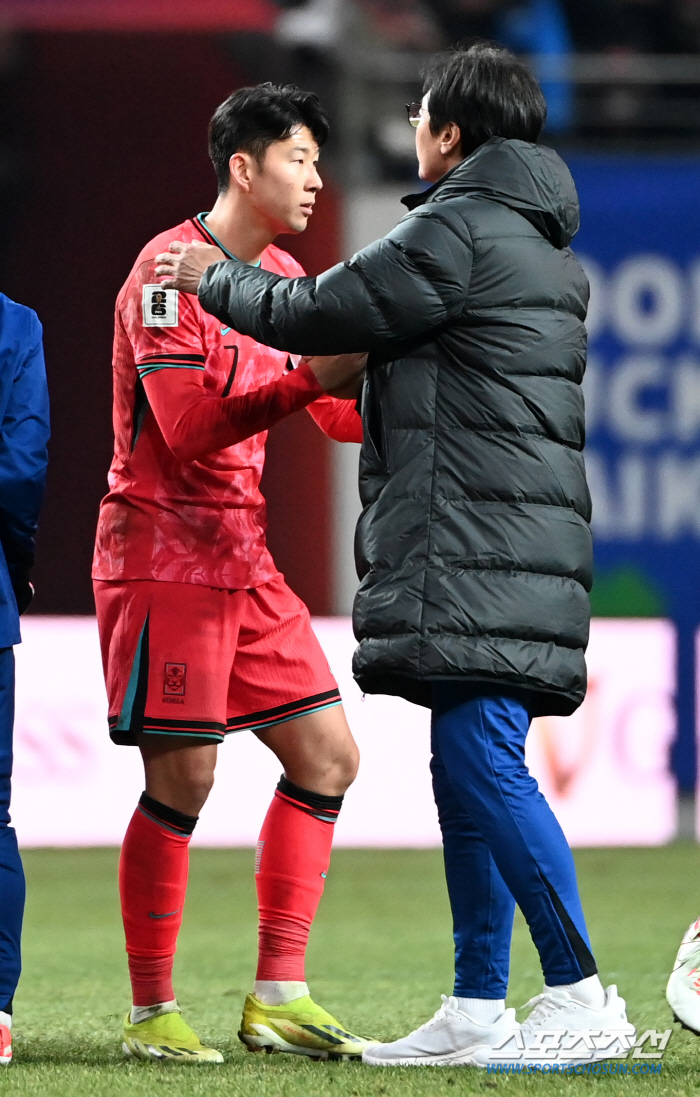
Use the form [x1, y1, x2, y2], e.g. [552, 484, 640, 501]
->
[431, 686, 596, 990]
[0, 648, 24, 1011]
[431, 734, 515, 998]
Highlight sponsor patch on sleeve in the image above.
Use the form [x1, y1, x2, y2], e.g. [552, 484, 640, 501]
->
[142, 285, 179, 328]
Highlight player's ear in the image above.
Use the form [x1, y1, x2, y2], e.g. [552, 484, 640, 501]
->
[229, 152, 254, 193]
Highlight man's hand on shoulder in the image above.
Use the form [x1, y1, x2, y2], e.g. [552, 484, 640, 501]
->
[304, 353, 368, 399]
[155, 241, 226, 294]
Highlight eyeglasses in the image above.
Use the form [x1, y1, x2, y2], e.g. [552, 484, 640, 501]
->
[406, 102, 428, 128]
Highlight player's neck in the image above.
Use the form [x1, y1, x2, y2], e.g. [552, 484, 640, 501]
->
[202, 193, 273, 266]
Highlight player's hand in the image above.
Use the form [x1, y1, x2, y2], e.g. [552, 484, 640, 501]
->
[304, 353, 368, 399]
[155, 241, 226, 294]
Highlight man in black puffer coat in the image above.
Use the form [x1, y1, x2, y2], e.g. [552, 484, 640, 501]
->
[156, 46, 635, 1067]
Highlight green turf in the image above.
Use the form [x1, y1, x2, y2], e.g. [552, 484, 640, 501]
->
[3, 844, 700, 1094]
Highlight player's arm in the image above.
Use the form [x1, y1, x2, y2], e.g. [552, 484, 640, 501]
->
[195, 208, 474, 355]
[126, 266, 361, 461]
[143, 356, 365, 461]
[305, 394, 363, 444]
[0, 313, 50, 613]
[142, 361, 326, 462]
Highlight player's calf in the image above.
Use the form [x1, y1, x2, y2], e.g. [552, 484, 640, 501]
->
[119, 792, 213, 1061]
[240, 774, 374, 1056]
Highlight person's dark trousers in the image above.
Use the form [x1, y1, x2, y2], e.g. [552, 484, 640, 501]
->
[0, 648, 24, 1013]
[430, 685, 597, 997]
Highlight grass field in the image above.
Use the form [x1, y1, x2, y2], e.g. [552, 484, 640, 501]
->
[4, 844, 700, 1094]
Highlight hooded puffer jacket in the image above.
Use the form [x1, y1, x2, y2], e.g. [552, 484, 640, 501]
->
[199, 137, 592, 717]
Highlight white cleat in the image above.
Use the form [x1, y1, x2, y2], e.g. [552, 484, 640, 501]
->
[667, 917, 700, 1033]
[470, 984, 635, 1067]
[362, 995, 519, 1067]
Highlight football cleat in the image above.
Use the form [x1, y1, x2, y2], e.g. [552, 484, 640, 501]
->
[363, 995, 519, 1067]
[0, 1019, 11, 1065]
[239, 992, 376, 1059]
[122, 1007, 224, 1063]
[667, 917, 700, 1033]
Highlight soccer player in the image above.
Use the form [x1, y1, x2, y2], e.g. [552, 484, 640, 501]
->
[93, 84, 371, 1064]
[0, 294, 49, 1066]
[158, 45, 637, 1067]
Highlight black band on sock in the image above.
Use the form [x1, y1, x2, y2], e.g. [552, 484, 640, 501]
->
[0, 998, 12, 1016]
[541, 872, 598, 979]
[276, 775, 344, 823]
[138, 792, 198, 836]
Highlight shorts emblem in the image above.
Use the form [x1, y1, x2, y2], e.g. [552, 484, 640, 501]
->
[164, 662, 187, 697]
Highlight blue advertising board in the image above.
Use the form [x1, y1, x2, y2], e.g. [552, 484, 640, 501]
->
[568, 156, 700, 792]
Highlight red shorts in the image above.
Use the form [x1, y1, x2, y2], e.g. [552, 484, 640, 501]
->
[93, 575, 340, 745]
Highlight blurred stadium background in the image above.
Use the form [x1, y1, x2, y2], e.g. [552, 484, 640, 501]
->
[0, 0, 700, 851]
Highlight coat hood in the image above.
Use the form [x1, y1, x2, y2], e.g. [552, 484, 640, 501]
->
[402, 138, 580, 249]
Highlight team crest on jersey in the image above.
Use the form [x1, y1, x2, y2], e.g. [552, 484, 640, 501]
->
[163, 662, 187, 696]
[143, 285, 179, 328]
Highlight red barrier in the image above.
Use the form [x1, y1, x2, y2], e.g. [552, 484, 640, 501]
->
[0, 0, 277, 31]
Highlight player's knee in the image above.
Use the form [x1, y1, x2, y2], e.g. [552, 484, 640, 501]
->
[287, 745, 358, 797]
[323, 742, 359, 795]
[338, 741, 360, 790]
[148, 768, 214, 817]
[183, 769, 215, 813]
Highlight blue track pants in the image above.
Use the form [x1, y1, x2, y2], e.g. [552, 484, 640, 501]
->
[431, 686, 596, 998]
[0, 648, 24, 1011]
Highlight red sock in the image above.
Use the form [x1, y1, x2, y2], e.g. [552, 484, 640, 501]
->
[119, 794, 197, 1007]
[255, 777, 343, 982]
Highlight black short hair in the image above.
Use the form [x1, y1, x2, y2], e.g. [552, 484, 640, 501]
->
[208, 83, 329, 193]
[422, 41, 547, 158]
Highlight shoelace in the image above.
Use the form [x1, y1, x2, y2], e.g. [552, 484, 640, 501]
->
[520, 992, 562, 1029]
[419, 995, 453, 1030]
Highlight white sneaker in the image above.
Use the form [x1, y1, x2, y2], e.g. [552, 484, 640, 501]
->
[471, 984, 635, 1067]
[362, 995, 519, 1067]
[667, 917, 700, 1033]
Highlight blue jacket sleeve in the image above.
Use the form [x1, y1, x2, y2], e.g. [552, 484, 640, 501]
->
[0, 308, 50, 614]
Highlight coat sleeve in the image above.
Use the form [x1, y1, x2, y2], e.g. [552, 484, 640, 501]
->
[0, 315, 50, 600]
[198, 207, 475, 355]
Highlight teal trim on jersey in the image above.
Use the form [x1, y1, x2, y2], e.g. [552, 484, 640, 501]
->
[225, 699, 342, 735]
[142, 729, 224, 742]
[137, 364, 206, 378]
[196, 214, 262, 267]
[116, 617, 148, 733]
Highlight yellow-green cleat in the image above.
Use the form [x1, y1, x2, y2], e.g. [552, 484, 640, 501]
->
[239, 993, 377, 1060]
[122, 1007, 224, 1063]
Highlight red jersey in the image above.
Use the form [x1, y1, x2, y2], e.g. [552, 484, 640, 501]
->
[93, 215, 362, 589]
